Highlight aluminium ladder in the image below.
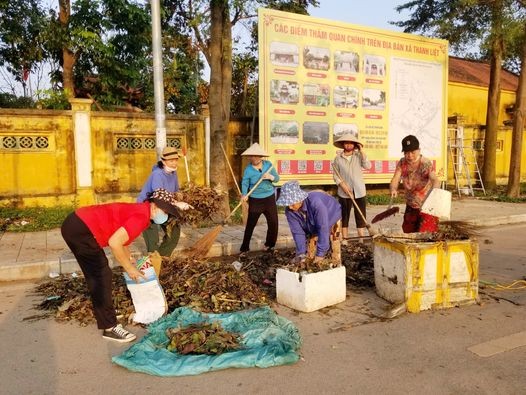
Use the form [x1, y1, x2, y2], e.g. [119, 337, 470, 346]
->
[448, 126, 486, 197]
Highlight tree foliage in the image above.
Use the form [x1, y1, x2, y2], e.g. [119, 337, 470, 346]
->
[164, 0, 318, 213]
[393, 0, 526, 190]
[0, 0, 47, 96]
[0, 0, 204, 112]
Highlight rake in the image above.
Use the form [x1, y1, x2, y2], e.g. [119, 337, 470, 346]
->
[178, 165, 274, 259]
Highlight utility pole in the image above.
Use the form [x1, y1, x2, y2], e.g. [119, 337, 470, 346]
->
[150, 0, 166, 158]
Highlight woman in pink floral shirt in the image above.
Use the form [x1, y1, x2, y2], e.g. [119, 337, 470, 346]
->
[390, 135, 441, 232]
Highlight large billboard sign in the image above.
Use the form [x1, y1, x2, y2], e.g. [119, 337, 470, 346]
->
[258, 8, 448, 184]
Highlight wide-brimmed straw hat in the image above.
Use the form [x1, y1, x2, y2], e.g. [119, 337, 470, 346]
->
[333, 132, 362, 148]
[161, 147, 180, 160]
[148, 188, 179, 216]
[276, 181, 309, 206]
[241, 143, 269, 157]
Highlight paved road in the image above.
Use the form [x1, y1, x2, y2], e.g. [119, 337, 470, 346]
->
[0, 223, 525, 394]
[1, 198, 526, 281]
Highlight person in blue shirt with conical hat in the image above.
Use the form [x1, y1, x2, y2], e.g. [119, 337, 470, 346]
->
[239, 143, 280, 256]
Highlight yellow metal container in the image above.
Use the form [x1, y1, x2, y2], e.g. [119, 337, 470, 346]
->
[374, 238, 479, 313]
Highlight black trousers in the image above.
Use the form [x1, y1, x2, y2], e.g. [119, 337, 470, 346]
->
[240, 194, 279, 252]
[61, 212, 116, 329]
[339, 196, 367, 228]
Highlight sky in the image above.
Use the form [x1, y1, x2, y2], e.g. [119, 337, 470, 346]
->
[307, 0, 410, 32]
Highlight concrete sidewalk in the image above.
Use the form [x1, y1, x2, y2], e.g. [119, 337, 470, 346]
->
[1, 198, 526, 281]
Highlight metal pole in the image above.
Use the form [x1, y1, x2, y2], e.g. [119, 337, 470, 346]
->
[151, 0, 166, 159]
[205, 114, 210, 186]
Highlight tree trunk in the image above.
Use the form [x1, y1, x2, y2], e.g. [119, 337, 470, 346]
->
[208, 0, 232, 216]
[506, 32, 526, 198]
[62, 48, 76, 97]
[482, 1, 504, 191]
[59, 0, 75, 97]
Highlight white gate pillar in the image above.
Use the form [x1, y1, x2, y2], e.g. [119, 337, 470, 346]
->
[69, 98, 95, 205]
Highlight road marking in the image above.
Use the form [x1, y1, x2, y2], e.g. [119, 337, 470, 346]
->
[468, 331, 526, 357]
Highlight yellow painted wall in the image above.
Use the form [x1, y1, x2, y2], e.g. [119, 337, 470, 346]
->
[448, 82, 516, 125]
[447, 82, 526, 184]
[0, 109, 76, 206]
[0, 108, 207, 207]
[90, 112, 205, 200]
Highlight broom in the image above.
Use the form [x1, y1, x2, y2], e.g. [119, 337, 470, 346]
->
[179, 165, 274, 259]
[331, 163, 376, 236]
[220, 143, 248, 225]
[371, 196, 400, 224]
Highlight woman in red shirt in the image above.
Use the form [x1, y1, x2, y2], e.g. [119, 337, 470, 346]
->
[61, 188, 190, 343]
[390, 135, 441, 233]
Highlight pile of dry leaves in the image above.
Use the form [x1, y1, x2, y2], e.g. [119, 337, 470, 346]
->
[159, 258, 268, 312]
[31, 243, 375, 326]
[173, 184, 226, 225]
[32, 256, 269, 326]
[166, 322, 241, 355]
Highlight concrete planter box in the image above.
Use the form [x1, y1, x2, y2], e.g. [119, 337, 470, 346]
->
[276, 266, 346, 312]
[374, 237, 479, 313]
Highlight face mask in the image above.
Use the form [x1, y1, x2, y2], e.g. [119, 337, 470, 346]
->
[164, 165, 177, 173]
[152, 209, 168, 224]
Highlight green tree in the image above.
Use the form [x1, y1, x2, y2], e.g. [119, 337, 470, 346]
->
[231, 52, 258, 117]
[169, 0, 318, 215]
[0, 0, 46, 97]
[393, 0, 524, 191]
[42, 0, 202, 111]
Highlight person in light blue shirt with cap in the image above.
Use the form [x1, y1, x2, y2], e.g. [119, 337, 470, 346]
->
[276, 181, 341, 262]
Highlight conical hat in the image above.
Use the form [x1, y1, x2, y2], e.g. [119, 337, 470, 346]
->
[333, 132, 362, 149]
[241, 143, 269, 157]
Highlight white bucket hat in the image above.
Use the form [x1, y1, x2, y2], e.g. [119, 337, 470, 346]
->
[334, 132, 362, 149]
[276, 181, 309, 206]
[241, 143, 269, 157]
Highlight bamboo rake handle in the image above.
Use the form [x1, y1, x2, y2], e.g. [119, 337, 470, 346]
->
[331, 163, 373, 232]
[220, 143, 242, 196]
[224, 164, 274, 222]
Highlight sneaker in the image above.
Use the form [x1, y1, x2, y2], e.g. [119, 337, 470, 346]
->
[264, 246, 276, 254]
[102, 324, 137, 343]
[239, 251, 248, 258]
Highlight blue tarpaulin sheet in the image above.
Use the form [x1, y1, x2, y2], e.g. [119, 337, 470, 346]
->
[112, 306, 302, 376]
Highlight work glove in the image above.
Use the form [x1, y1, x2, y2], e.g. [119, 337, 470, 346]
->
[175, 201, 193, 210]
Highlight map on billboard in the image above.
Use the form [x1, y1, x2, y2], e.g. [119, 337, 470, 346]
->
[258, 8, 449, 184]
